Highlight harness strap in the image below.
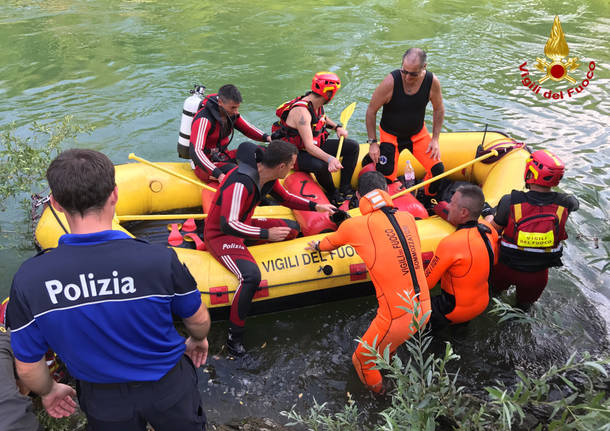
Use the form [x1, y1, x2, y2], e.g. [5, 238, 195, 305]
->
[514, 203, 522, 222]
[48, 203, 69, 234]
[476, 223, 495, 297]
[556, 206, 565, 219]
[381, 207, 421, 295]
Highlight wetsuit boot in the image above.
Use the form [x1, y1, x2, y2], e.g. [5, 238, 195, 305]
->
[227, 326, 246, 356]
[339, 184, 355, 202]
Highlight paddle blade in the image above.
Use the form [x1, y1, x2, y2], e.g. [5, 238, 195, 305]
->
[339, 102, 357, 128]
[168, 223, 183, 246]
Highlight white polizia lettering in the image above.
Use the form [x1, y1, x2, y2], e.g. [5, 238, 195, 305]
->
[45, 272, 136, 304]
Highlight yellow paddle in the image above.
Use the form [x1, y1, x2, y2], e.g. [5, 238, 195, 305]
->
[346, 149, 499, 217]
[334, 102, 357, 159]
[116, 213, 207, 222]
[115, 204, 296, 223]
[128, 153, 218, 193]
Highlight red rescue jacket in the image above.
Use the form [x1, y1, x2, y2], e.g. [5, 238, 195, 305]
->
[190, 94, 267, 177]
[500, 190, 569, 271]
[271, 94, 328, 150]
[204, 142, 315, 242]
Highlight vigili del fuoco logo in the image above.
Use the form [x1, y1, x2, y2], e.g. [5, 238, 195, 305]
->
[518, 16, 596, 100]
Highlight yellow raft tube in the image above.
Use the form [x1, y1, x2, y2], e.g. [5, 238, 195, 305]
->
[35, 131, 529, 319]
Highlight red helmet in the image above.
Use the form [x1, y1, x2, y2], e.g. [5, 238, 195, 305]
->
[524, 149, 565, 187]
[311, 71, 341, 101]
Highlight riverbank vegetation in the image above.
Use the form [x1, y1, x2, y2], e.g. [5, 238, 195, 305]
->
[0, 117, 93, 248]
[1, 116, 93, 209]
[282, 300, 610, 430]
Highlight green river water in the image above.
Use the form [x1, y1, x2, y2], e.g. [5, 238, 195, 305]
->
[1, 0, 609, 426]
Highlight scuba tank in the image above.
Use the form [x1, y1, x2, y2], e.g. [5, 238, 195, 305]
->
[177, 85, 206, 159]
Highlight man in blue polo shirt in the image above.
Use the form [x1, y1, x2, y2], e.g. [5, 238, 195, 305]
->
[7, 149, 210, 430]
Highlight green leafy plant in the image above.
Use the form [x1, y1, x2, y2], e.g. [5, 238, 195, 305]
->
[282, 395, 361, 431]
[282, 293, 610, 430]
[486, 351, 610, 430]
[0, 116, 94, 210]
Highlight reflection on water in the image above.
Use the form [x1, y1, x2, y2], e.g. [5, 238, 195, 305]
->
[1, 0, 608, 426]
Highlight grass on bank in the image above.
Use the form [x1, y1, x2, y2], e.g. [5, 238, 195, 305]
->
[1, 116, 93, 210]
[282, 295, 610, 431]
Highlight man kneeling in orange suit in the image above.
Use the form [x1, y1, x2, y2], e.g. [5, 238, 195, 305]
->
[425, 184, 498, 330]
[307, 171, 430, 393]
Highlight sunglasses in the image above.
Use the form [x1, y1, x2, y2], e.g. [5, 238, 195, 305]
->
[400, 69, 420, 77]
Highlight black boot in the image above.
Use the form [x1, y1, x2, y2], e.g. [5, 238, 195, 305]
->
[227, 327, 246, 356]
[328, 190, 345, 207]
[339, 185, 355, 202]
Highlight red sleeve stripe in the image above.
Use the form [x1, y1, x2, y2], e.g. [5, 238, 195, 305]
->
[194, 118, 216, 172]
[286, 189, 310, 206]
[228, 183, 261, 236]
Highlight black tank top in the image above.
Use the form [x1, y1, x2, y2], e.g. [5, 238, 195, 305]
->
[380, 70, 433, 138]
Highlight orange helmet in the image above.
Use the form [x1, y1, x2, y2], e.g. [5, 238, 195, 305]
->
[524, 150, 565, 187]
[311, 71, 341, 102]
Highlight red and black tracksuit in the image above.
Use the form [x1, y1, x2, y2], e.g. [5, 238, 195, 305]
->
[204, 142, 317, 335]
[491, 190, 578, 304]
[190, 94, 268, 181]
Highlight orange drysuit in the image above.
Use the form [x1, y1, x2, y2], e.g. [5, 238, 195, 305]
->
[318, 189, 430, 392]
[425, 220, 498, 327]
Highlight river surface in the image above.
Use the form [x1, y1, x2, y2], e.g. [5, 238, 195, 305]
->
[1, 0, 609, 427]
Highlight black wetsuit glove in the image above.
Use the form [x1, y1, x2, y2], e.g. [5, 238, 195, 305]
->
[481, 202, 495, 218]
[330, 209, 351, 227]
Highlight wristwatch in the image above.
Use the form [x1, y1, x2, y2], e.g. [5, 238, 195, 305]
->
[366, 138, 378, 144]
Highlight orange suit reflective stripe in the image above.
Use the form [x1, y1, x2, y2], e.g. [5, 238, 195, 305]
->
[319, 189, 430, 392]
[425, 219, 498, 324]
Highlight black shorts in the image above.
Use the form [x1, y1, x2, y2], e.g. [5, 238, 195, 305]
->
[78, 355, 206, 431]
[430, 292, 454, 331]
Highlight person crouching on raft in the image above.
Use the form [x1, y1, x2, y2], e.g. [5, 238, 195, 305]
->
[204, 140, 336, 356]
[307, 171, 430, 393]
[486, 149, 579, 309]
[425, 185, 499, 330]
[271, 72, 359, 206]
[190, 84, 271, 183]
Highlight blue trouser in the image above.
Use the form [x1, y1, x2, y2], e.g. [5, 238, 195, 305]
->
[78, 355, 206, 431]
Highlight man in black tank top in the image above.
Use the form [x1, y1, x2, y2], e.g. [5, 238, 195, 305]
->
[364, 48, 445, 197]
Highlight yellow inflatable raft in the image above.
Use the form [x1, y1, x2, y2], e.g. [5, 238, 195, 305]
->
[34, 131, 529, 319]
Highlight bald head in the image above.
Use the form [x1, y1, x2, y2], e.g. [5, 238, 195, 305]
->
[402, 48, 427, 68]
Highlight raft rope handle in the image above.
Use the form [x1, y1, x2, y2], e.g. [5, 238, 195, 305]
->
[201, 269, 369, 296]
[481, 123, 488, 148]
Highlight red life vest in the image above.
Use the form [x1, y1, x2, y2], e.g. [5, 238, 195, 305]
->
[271, 95, 328, 150]
[192, 94, 237, 157]
[500, 190, 569, 270]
